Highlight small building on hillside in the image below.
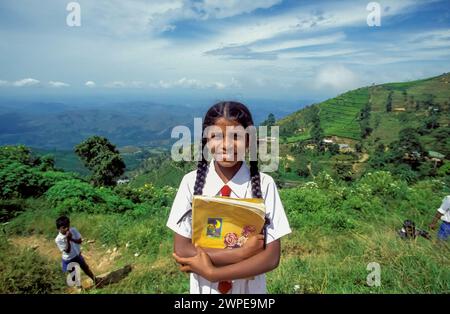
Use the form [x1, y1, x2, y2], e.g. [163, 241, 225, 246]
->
[393, 107, 406, 112]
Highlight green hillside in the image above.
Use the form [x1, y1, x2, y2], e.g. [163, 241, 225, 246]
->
[273, 73, 450, 186]
[278, 73, 450, 146]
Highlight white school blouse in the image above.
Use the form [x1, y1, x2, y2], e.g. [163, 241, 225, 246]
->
[166, 159, 292, 294]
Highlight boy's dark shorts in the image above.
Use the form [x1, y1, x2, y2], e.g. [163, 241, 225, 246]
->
[438, 221, 450, 240]
[62, 254, 86, 272]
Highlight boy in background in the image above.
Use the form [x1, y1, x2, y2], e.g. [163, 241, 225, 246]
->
[55, 215, 98, 286]
[430, 195, 450, 241]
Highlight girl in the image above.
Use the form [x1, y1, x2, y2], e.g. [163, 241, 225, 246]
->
[166, 101, 291, 294]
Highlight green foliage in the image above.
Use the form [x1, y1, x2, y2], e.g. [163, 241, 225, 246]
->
[332, 155, 354, 181]
[0, 235, 64, 294]
[45, 179, 135, 214]
[0, 145, 33, 165]
[359, 102, 372, 138]
[0, 162, 48, 199]
[261, 113, 276, 127]
[386, 91, 393, 112]
[358, 171, 408, 200]
[75, 136, 125, 186]
[310, 106, 324, 150]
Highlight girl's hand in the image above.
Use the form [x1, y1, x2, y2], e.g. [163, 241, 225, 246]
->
[241, 234, 264, 258]
[173, 245, 217, 282]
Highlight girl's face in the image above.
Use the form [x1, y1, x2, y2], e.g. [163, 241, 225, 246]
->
[206, 117, 248, 168]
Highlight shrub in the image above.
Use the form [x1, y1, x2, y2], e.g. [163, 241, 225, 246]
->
[0, 235, 64, 294]
[0, 162, 48, 199]
[46, 179, 135, 214]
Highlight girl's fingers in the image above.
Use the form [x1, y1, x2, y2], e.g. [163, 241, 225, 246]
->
[173, 253, 189, 265]
[180, 265, 191, 272]
[256, 234, 264, 240]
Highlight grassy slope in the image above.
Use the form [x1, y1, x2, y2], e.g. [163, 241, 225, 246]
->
[3, 180, 449, 293]
[278, 73, 450, 146]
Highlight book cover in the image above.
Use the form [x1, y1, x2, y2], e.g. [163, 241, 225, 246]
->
[192, 196, 266, 249]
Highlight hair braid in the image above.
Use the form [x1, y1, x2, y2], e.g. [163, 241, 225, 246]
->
[193, 138, 209, 195]
[249, 160, 262, 199]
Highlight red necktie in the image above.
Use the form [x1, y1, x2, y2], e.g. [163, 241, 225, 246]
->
[220, 184, 231, 197]
[218, 184, 232, 294]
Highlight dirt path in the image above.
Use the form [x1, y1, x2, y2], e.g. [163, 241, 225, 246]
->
[352, 153, 370, 173]
[9, 235, 123, 291]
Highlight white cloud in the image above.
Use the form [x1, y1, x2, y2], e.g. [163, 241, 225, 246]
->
[12, 78, 40, 87]
[194, 0, 282, 19]
[315, 64, 360, 92]
[104, 81, 146, 88]
[201, 0, 429, 53]
[48, 81, 70, 88]
[253, 33, 346, 53]
[149, 77, 238, 90]
[81, 0, 282, 36]
[0, 80, 8, 86]
[279, 48, 359, 59]
[85, 81, 96, 88]
[206, 32, 348, 59]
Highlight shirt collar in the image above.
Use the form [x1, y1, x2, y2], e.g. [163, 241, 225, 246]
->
[202, 159, 250, 198]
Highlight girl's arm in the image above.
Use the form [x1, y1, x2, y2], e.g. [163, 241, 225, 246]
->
[174, 233, 264, 267]
[173, 239, 280, 282]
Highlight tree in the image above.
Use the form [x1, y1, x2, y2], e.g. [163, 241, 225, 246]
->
[295, 159, 310, 178]
[390, 128, 425, 170]
[386, 91, 393, 112]
[359, 103, 372, 138]
[355, 142, 363, 153]
[75, 136, 125, 186]
[328, 143, 340, 155]
[261, 113, 276, 127]
[332, 155, 354, 181]
[310, 107, 324, 151]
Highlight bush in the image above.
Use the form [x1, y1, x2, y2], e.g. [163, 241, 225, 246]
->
[0, 162, 49, 199]
[358, 171, 408, 199]
[0, 235, 64, 293]
[46, 179, 135, 214]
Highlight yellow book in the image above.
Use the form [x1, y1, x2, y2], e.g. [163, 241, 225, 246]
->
[192, 195, 266, 249]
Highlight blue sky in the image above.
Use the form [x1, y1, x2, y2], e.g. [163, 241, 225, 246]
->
[0, 0, 449, 104]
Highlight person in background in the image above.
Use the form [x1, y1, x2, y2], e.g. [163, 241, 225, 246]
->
[429, 195, 450, 241]
[55, 215, 99, 286]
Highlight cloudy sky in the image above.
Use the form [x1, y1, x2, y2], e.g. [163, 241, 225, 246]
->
[0, 0, 449, 104]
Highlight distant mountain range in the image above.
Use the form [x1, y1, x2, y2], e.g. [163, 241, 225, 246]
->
[0, 99, 303, 150]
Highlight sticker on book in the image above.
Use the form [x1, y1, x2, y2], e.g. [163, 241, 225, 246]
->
[224, 225, 256, 249]
[206, 218, 222, 238]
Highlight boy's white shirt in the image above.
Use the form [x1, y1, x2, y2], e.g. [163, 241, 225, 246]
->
[437, 195, 450, 223]
[166, 159, 292, 294]
[55, 227, 82, 260]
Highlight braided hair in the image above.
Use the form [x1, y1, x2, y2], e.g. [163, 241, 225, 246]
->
[193, 101, 262, 198]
